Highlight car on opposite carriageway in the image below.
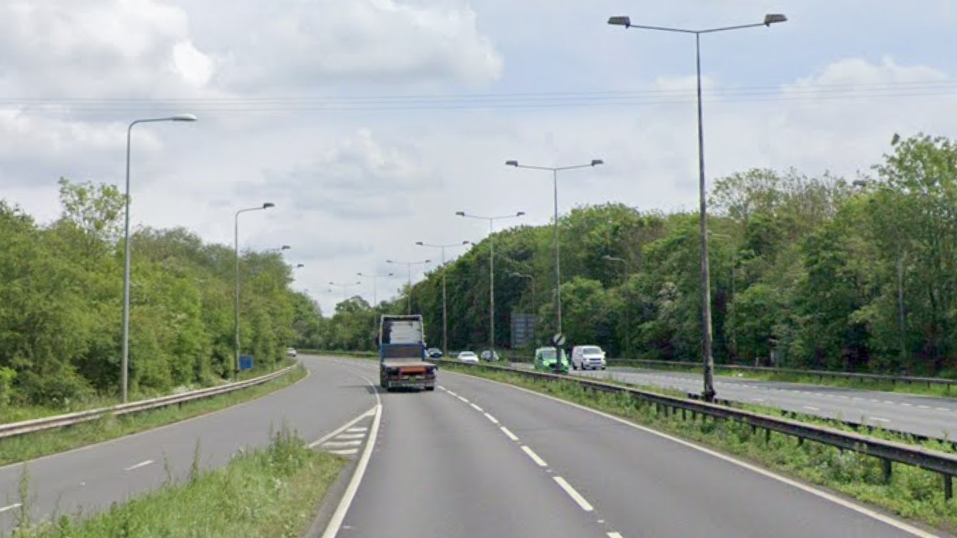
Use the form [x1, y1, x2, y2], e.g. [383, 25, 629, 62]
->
[456, 351, 479, 364]
[534, 346, 569, 374]
[571, 345, 606, 370]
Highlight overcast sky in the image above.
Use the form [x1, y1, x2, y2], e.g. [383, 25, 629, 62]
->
[2, 0, 956, 315]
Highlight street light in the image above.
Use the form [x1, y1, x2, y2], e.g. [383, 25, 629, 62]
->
[234, 202, 275, 380]
[121, 113, 197, 403]
[416, 240, 471, 356]
[456, 211, 525, 356]
[358, 272, 395, 307]
[266, 245, 292, 253]
[386, 259, 432, 314]
[608, 13, 786, 402]
[329, 281, 361, 303]
[506, 159, 603, 336]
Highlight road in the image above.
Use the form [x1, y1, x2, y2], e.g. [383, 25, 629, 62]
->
[509, 363, 957, 440]
[0, 358, 379, 533]
[329, 357, 943, 538]
[563, 366, 957, 440]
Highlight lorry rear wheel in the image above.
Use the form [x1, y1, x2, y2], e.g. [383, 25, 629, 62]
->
[425, 386, 435, 392]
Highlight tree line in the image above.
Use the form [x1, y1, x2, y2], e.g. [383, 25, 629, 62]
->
[0, 179, 321, 408]
[321, 133, 957, 377]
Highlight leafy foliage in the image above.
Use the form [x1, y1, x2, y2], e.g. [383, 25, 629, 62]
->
[322, 134, 957, 376]
[0, 180, 320, 407]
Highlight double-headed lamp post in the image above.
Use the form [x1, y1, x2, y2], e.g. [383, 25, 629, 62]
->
[608, 13, 787, 402]
[234, 203, 275, 380]
[121, 113, 197, 403]
[267, 245, 291, 253]
[508, 271, 536, 313]
[505, 160, 603, 336]
[329, 281, 361, 303]
[416, 240, 471, 356]
[456, 211, 525, 356]
[357, 272, 394, 307]
[386, 259, 432, 314]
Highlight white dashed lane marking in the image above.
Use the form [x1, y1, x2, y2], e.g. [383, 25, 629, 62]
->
[521, 446, 548, 467]
[553, 476, 594, 512]
[501, 427, 520, 441]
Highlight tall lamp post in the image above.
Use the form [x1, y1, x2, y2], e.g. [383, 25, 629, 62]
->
[602, 255, 634, 359]
[235, 203, 275, 380]
[266, 245, 291, 253]
[416, 240, 470, 356]
[456, 211, 525, 356]
[608, 13, 787, 401]
[358, 272, 394, 307]
[386, 259, 432, 314]
[505, 160, 603, 336]
[121, 113, 197, 403]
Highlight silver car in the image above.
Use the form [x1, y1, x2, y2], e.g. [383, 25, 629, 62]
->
[457, 351, 479, 364]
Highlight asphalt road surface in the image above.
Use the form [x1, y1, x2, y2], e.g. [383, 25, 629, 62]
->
[0, 357, 378, 533]
[329, 357, 945, 538]
[564, 366, 957, 440]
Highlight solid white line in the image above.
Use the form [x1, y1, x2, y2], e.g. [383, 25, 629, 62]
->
[521, 445, 548, 467]
[444, 370, 943, 538]
[446, 391, 458, 397]
[484, 413, 500, 424]
[0, 503, 22, 515]
[803, 406, 820, 411]
[329, 449, 359, 456]
[470, 403, 484, 412]
[553, 476, 594, 511]
[438, 386, 446, 391]
[869, 417, 891, 423]
[607, 533, 623, 538]
[309, 406, 376, 448]
[123, 460, 154, 471]
[500, 426, 519, 441]
[321, 369, 383, 538]
[322, 440, 362, 448]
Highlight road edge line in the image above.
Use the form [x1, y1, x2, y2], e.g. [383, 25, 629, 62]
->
[445, 369, 944, 538]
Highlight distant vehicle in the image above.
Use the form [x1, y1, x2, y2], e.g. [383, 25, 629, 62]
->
[427, 348, 443, 358]
[457, 351, 479, 364]
[286, 347, 298, 358]
[480, 350, 500, 362]
[378, 315, 436, 392]
[571, 345, 606, 370]
[534, 346, 569, 374]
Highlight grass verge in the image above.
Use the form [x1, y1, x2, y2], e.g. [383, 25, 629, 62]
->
[11, 427, 345, 538]
[0, 364, 306, 468]
[447, 363, 957, 534]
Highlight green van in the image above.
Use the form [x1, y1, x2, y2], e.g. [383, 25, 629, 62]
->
[534, 346, 569, 374]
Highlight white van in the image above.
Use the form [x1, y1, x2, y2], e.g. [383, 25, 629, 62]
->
[571, 345, 606, 370]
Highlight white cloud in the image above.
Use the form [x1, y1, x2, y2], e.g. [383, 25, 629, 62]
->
[0, 0, 212, 98]
[213, 0, 502, 90]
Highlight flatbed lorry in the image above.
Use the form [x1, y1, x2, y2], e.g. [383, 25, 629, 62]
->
[379, 315, 436, 391]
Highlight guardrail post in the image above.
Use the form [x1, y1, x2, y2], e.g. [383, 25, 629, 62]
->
[882, 459, 893, 483]
[765, 429, 772, 444]
[945, 474, 953, 501]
